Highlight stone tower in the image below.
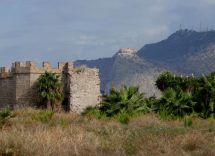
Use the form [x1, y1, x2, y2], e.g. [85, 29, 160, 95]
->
[0, 61, 101, 113]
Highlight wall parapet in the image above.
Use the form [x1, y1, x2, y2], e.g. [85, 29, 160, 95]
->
[0, 61, 74, 78]
[0, 67, 12, 78]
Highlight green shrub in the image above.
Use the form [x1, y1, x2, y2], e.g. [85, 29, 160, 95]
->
[156, 108, 176, 120]
[0, 108, 12, 121]
[100, 86, 148, 117]
[83, 107, 107, 120]
[156, 88, 195, 119]
[83, 86, 158, 123]
[184, 116, 193, 127]
[156, 71, 215, 119]
[156, 72, 198, 92]
[144, 96, 158, 111]
[114, 110, 130, 124]
[29, 110, 54, 122]
[193, 74, 215, 118]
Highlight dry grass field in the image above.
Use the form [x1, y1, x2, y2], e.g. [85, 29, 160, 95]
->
[0, 108, 214, 156]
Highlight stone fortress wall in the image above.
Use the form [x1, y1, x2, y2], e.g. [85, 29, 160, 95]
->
[0, 61, 101, 113]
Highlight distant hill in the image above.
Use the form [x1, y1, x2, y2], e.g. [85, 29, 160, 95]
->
[75, 48, 162, 96]
[137, 29, 215, 75]
[75, 29, 215, 96]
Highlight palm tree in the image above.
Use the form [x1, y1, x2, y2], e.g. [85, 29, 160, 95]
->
[194, 75, 215, 118]
[157, 88, 195, 118]
[37, 72, 64, 110]
[99, 86, 149, 116]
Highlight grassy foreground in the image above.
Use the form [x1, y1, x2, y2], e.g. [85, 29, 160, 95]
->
[0, 108, 214, 156]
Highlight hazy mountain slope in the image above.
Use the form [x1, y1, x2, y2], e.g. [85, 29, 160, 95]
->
[75, 30, 215, 96]
[137, 29, 215, 75]
[75, 48, 163, 96]
[105, 49, 162, 96]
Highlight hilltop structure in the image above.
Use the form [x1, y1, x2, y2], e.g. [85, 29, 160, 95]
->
[116, 48, 136, 57]
[0, 61, 101, 113]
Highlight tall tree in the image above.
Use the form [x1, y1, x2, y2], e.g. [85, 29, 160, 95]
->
[194, 74, 215, 118]
[37, 72, 64, 110]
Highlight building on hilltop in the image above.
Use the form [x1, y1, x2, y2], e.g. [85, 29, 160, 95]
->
[0, 61, 101, 113]
[117, 48, 136, 57]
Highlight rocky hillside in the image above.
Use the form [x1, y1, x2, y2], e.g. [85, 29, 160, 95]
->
[75, 48, 163, 96]
[75, 29, 215, 96]
[137, 29, 215, 75]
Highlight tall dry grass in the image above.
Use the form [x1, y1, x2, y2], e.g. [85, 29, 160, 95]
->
[0, 108, 214, 156]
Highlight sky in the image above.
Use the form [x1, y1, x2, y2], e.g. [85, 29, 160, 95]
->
[1, 0, 215, 67]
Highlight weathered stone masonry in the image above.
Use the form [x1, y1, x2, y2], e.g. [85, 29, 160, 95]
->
[0, 61, 101, 113]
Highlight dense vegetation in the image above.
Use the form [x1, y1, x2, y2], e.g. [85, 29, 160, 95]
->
[155, 72, 215, 118]
[85, 71, 215, 123]
[84, 86, 152, 123]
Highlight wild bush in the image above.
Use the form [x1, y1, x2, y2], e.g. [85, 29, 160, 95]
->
[156, 71, 198, 92]
[83, 86, 152, 123]
[184, 116, 193, 127]
[83, 107, 107, 120]
[28, 109, 54, 122]
[113, 110, 130, 124]
[155, 71, 215, 119]
[193, 74, 215, 118]
[99, 86, 149, 117]
[0, 108, 12, 121]
[156, 88, 195, 118]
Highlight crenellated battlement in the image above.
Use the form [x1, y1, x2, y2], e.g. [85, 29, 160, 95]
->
[0, 61, 101, 112]
[0, 66, 12, 78]
[10, 61, 73, 70]
[0, 67, 9, 73]
[0, 61, 74, 78]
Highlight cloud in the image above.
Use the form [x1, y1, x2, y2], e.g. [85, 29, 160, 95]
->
[0, 0, 215, 66]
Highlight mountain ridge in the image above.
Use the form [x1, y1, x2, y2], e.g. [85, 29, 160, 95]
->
[75, 29, 215, 96]
[137, 29, 215, 75]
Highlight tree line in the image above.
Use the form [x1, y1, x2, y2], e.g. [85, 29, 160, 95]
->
[85, 71, 215, 123]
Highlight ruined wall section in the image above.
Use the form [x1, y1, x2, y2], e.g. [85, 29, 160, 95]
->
[0, 61, 101, 113]
[69, 67, 101, 113]
[0, 61, 73, 108]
